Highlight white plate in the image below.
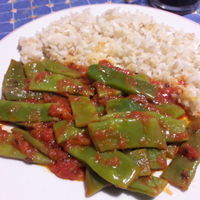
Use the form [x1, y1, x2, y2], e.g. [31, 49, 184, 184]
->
[0, 3, 200, 200]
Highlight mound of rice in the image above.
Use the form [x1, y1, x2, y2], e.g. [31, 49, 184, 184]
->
[18, 8, 200, 116]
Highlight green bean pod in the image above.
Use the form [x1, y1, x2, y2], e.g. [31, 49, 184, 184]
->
[24, 61, 46, 78]
[124, 149, 151, 176]
[0, 100, 59, 122]
[29, 72, 94, 96]
[146, 149, 167, 170]
[161, 119, 200, 190]
[53, 119, 88, 144]
[11, 127, 49, 156]
[2, 59, 43, 100]
[68, 145, 141, 189]
[85, 166, 111, 197]
[100, 111, 188, 143]
[86, 64, 157, 100]
[0, 131, 52, 164]
[106, 98, 147, 114]
[69, 96, 99, 127]
[88, 118, 167, 152]
[85, 166, 167, 197]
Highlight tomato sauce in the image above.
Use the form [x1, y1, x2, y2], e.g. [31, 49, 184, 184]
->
[12, 133, 36, 159]
[99, 60, 133, 75]
[35, 72, 50, 83]
[43, 93, 72, 120]
[67, 62, 88, 78]
[126, 111, 151, 125]
[150, 79, 180, 104]
[179, 143, 200, 160]
[48, 159, 85, 181]
[94, 152, 121, 167]
[0, 126, 10, 143]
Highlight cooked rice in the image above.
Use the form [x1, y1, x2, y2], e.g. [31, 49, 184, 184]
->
[18, 8, 200, 116]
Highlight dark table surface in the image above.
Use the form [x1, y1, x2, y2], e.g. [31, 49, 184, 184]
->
[1, 0, 200, 40]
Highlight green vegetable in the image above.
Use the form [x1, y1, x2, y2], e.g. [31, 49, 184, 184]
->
[106, 98, 147, 114]
[53, 119, 88, 144]
[100, 111, 188, 143]
[88, 118, 167, 152]
[29, 72, 94, 96]
[124, 149, 151, 176]
[69, 96, 99, 127]
[2, 59, 43, 100]
[68, 145, 141, 189]
[0, 131, 52, 164]
[85, 166, 111, 197]
[0, 100, 59, 122]
[128, 176, 168, 197]
[146, 149, 167, 170]
[24, 61, 46, 78]
[12, 127, 49, 156]
[157, 103, 185, 118]
[85, 166, 167, 197]
[86, 64, 157, 100]
[161, 119, 200, 190]
[42, 58, 81, 78]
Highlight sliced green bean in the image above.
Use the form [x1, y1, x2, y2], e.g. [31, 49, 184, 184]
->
[24, 61, 46, 78]
[68, 145, 141, 189]
[106, 98, 147, 114]
[124, 149, 151, 176]
[0, 100, 59, 122]
[146, 149, 167, 170]
[88, 118, 167, 152]
[85, 166, 111, 197]
[2, 59, 43, 100]
[29, 72, 93, 96]
[128, 176, 168, 197]
[157, 103, 185, 118]
[42, 58, 81, 78]
[69, 96, 99, 127]
[0, 132, 52, 164]
[86, 64, 157, 100]
[161, 119, 200, 190]
[53, 119, 88, 144]
[12, 127, 49, 156]
[100, 111, 188, 143]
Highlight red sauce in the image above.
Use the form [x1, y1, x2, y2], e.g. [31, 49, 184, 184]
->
[48, 148, 68, 161]
[94, 152, 121, 167]
[12, 133, 36, 159]
[99, 60, 133, 75]
[0, 126, 10, 143]
[67, 63, 88, 78]
[118, 135, 127, 150]
[30, 123, 58, 149]
[95, 128, 110, 141]
[105, 155, 121, 166]
[150, 80, 180, 104]
[179, 143, 200, 160]
[93, 81, 118, 97]
[48, 159, 85, 181]
[126, 111, 151, 125]
[35, 72, 50, 83]
[95, 152, 103, 162]
[43, 93, 72, 120]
